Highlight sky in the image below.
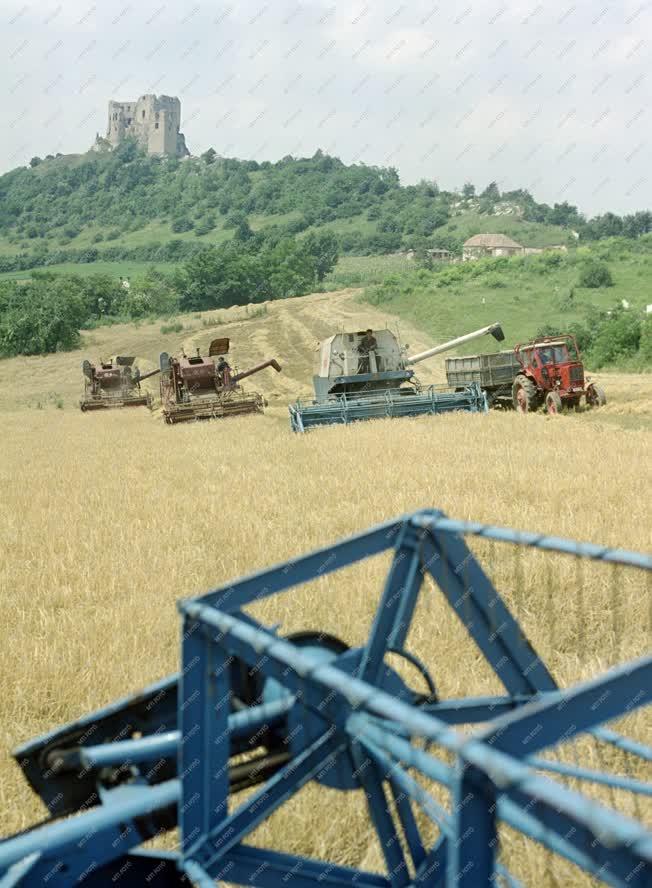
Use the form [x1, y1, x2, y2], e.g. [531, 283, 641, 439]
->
[2, 0, 651, 216]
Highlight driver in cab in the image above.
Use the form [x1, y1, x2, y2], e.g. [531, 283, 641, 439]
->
[357, 329, 378, 373]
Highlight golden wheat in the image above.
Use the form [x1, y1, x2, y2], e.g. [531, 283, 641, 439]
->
[0, 290, 650, 885]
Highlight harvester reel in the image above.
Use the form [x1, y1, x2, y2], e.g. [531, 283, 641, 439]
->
[2, 511, 650, 888]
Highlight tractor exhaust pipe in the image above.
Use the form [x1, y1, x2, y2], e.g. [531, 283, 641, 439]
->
[232, 359, 282, 383]
[406, 323, 504, 366]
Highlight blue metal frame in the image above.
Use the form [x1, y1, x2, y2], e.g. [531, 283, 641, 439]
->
[1, 510, 650, 887]
[289, 383, 488, 431]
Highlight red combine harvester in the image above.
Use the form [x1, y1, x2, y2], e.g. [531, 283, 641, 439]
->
[159, 337, 282, 424]
[445, 333, 606, 414]
[80, 356, 160, 411]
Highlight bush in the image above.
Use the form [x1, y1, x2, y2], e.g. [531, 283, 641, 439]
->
[588, 311, 641, 366]
[0, 278, 86, 356]
[578, 259, 613, 288]
[171, 217, 194, 233]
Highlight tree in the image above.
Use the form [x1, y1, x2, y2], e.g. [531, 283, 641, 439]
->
[29, 157, 42, 168]
[578, 259, 613, 288]
[480, 181, 500, 201]
[546, 201, 580, 227]
[233, 219, 254, 242]
[0, 277, 86, 356]
[462, 182, 475, 199]
[302, 231, 339, 281]
[589, 311, 641, 366]
[201, 148, 217, 165]
[171, 216, 193, 233]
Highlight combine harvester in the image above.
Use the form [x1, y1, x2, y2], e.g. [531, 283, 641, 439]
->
[0, 510, 649, 887]
[159, 338, 282, 423]
[289, 323, 504, 432]
[80, 356, 160, 411]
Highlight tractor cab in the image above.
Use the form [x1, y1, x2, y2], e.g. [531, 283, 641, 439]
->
[516, 335, 585, 396]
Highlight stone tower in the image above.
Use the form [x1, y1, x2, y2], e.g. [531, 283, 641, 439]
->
[105, 94, 189, 157]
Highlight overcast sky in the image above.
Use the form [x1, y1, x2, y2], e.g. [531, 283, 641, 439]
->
[2, 0, 650, 215]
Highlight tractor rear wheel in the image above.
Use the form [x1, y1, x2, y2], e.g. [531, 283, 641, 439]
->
[586, 383, 606, 408]
[545, 391, 563, 415]
[512, 375, 538, 413]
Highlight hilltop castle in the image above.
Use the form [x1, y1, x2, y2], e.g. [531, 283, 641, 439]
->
[101, 94, 189, 157]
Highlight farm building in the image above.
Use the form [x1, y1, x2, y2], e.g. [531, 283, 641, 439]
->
[462, 233, 524, 260]
[403, 248, 453, 262]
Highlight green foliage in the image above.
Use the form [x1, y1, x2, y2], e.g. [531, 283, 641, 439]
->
[120, 267, 179, 318]
[639, 317, 652, 363]
[302, 231, 339, 281]
[578, 259, 613, 288]
[160, 321, 184, 334]
[1, 146, 650, 279]
[171, 217, 193, 233]
[587, 309, 641, 367]
[176, 231, 338, 312]
[361, 247, 652, 370]
[0, 277, 86, 356]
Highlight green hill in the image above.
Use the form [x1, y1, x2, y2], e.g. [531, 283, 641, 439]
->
[3, 144, 650, 278]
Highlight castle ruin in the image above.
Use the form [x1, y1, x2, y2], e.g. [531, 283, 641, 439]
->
[104, 94, 189, 157]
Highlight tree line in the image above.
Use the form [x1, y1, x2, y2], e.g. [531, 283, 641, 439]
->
[0, 231, 338, 357]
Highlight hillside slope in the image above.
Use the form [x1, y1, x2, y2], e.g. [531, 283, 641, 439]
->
[0, 148, 598, 276]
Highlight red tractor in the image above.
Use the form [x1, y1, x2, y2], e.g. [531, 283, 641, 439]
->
[512, 334, 606, 414]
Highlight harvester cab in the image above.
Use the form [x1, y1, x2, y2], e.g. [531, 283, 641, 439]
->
[290, 323, 504, 431]
[80, 356, 159, 412]
[313, 329, 410, 399]
[513, 333, 606, 414]
[159, 338, 282, 424]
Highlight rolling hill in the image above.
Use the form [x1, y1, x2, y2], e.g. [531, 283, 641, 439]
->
[0, 144, 639, 279]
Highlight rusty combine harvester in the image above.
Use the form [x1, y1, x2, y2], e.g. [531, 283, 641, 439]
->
[80, 356, 160, 411]
[159, 338, 282, 424]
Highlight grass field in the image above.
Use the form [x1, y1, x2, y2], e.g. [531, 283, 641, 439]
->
[0, 289, 650, 884]
[364, 251, 652, 352]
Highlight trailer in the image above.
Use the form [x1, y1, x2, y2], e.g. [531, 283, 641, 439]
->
[445, 350, 521, 408]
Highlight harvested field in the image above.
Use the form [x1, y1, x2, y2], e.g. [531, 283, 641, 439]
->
[0, 289, 650, 884]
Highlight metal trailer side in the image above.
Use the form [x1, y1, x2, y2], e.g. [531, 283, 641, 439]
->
[445, 350, 521, 406]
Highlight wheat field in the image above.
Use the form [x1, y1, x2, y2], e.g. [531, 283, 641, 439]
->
[0, 289, 650, 884]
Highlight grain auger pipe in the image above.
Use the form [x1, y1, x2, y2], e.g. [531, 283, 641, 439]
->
[133, 366, 161, 384]
[231, 358, 282, 383]
[406, 321, 505, 365]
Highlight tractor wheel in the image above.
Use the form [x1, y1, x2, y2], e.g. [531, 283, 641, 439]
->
[512, 375, 538, 413]
[545, 391, 563, 415]
[586, 383, 606, 408]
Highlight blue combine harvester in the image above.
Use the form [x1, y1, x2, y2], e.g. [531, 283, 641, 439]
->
[288, 323, 504, 431]
[0, 510, 650, 887]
